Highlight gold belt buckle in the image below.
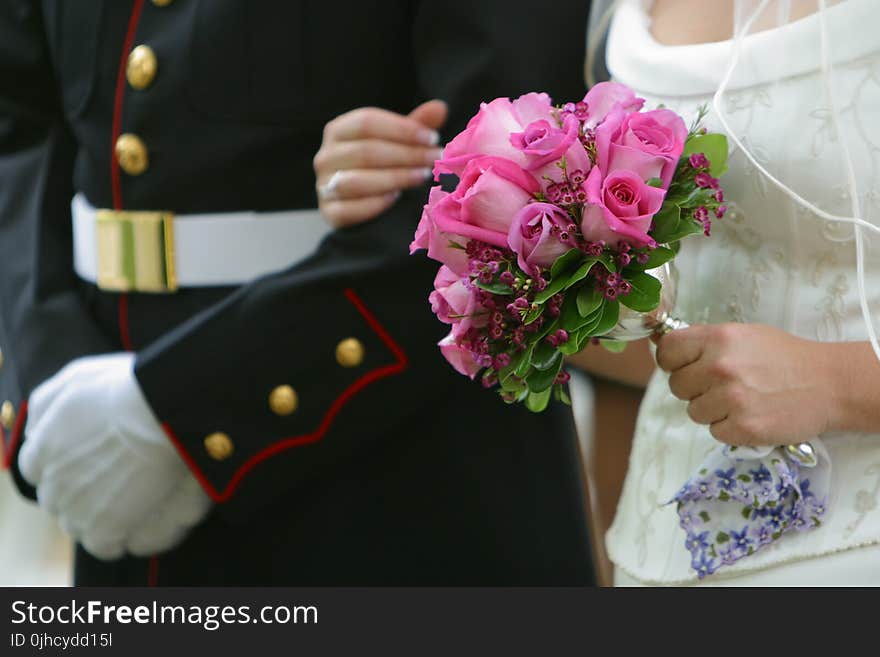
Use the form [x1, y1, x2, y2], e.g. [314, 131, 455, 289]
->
[95, 209, 177, 293]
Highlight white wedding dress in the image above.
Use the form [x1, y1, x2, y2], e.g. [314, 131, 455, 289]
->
[603, 0, 880, 585]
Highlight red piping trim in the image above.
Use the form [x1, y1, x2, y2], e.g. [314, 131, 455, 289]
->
[118, 293, 133, 352]
[160, 289, 409, 503]
[111, 0, 145, 211]
[2, 400, 28, 470]
[147, 556, 159, 587]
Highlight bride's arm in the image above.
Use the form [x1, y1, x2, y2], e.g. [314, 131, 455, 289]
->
[814, 341, 880, 434]
[566, 338, 655, 388]
[655, 323, 880, 445]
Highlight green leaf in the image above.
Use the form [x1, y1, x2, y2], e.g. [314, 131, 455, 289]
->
[592, 299, 620, 337]
[599, 339, 628, 353]
[576, 326, 597, 350]
[526, 355, 563, 392]
[534, 276, 567, 304]
[573, 300, 607, 338]
[523, 303, 543, 325]
[682, 133, 729, 177]
[555, 385, 572, 405]
[559, 336, 585, 355]
[648, 203, 682, 244]
[514, 344, 534, 378]
[718, 490, 730, 501]
[550, 248, 582, 279]
[501, 373, 526, 394]
[473, 280, 513, 295]
[650, 205, 703, 244]
[629, 246, 675, 272]
[531, 341, 559, 370]
[575, 285, 603, 318]
[525, 388, 552, 413]
[716, 531, 730, 544]
[677, 185, 718, 209]
[737, 474, 752, 483]
[646, 177, 663, 188]
[620, 272, 661, 313]
[699, 511, 711, 523]
[498, 360, 517, 384]
[741, 507, 752, 520]
[562, 258, 601, 292]
[560, 294, 598, 332]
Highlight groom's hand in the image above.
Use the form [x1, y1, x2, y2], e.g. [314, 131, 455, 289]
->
[655, 323, 835, 446]
[19, 353, 212, 559]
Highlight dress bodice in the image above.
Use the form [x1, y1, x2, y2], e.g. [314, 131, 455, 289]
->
[604, 0, 880, 583]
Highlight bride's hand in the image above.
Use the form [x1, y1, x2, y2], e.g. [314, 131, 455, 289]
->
[654, 323, 836, 446]
[314, 100, 448, 228]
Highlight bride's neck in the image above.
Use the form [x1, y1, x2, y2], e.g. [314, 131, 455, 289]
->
[650, 0, 843, 46]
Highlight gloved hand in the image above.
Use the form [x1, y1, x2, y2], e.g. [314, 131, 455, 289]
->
[19, 353, 212, 560]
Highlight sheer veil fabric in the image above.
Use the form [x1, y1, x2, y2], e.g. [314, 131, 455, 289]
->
[589, 0, 880, 358]
[588, 0, 880, 584]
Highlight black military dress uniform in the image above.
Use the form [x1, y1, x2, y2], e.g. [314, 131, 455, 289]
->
[0, 0, 595, 585]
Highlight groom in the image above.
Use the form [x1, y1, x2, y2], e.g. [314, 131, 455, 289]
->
[0, 0, 594, 585]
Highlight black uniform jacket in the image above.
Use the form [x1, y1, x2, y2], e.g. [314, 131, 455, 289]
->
[0, 0, 595, 585]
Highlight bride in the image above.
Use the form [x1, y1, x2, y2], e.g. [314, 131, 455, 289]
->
[314, 0, 880, 585]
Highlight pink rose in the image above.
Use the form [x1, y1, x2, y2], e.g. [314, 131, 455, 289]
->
[429, 266, 471, 325]
[434, 92, 556, 176]
[429, 265, 488, 337]
[596, 108, 687, 188]
[582, 81, 645, 128]
[507, 202, 573, 272]
[509, 114, 579, 169]
[410, 186, 470, 275]
[438, 332, 482, 378]
[426, 156, 540, 248]
[581, 166, 665, 248]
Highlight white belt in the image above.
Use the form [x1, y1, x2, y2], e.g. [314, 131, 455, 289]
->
[72, 193, 332, 292]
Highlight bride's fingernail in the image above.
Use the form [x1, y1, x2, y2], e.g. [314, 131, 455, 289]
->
[386, 191, 401, 203]
[417, 129, 440, 146]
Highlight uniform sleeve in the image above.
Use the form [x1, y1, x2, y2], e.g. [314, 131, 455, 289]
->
[0, 0, 115, 491]
[133, 0, 592, 507]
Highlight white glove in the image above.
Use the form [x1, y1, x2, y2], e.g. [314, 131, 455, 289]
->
[19, 353, 212, 560]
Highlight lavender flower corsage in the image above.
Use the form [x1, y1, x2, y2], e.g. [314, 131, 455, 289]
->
[671, 441, 830, 579]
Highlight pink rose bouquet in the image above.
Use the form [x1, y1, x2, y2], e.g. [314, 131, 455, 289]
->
[412, 82, 729, 411]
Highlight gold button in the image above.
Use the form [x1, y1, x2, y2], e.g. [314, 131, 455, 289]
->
[268, 385, 298, 416]
[0, 401, 15, 431]
[151, 0, 174, 6]
[204, 432, 234, 461]
[0, 347, 3, 370]
[115, 133, 149, 176]
[126, 45, 158, 90]
[335, 337, 365, 368]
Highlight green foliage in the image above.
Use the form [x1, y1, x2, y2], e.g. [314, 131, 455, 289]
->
[526, 354, 563, 393]
[576, 286, 603, 317]
[599, 339, 628, 353]
[627, 246, 675, 273]
[535, 253, 613, 304]
[473, 279, 514, 295]
[525, 388, 552, 413]
[592, 299, 620, 337]
[620, 272, 661, 313]
[683, 133, 729, 177]
[650, 203, 704, 245]
[531, 341, 559, 370]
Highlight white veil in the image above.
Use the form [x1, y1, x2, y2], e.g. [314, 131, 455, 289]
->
[587, 0, 880, 358]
